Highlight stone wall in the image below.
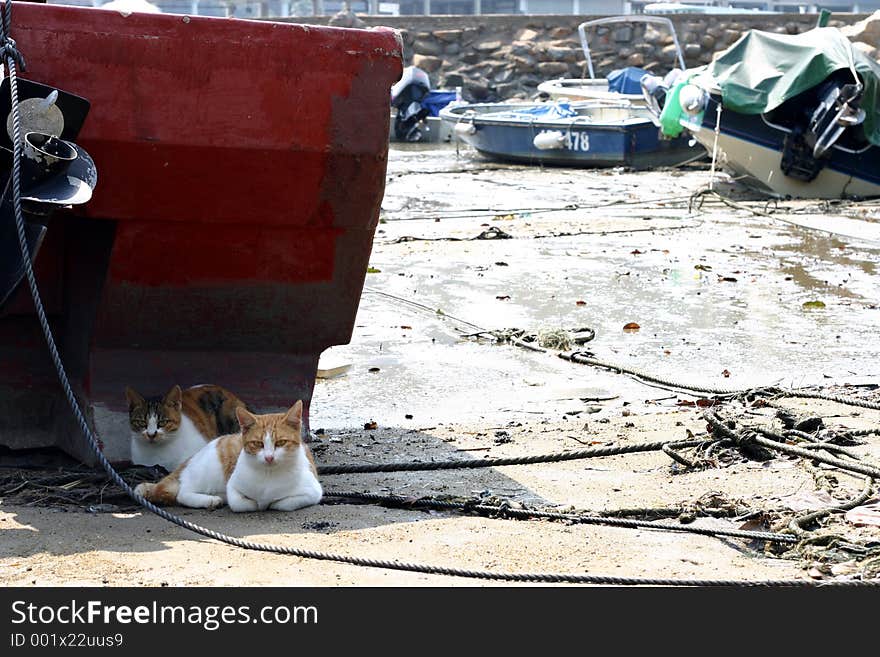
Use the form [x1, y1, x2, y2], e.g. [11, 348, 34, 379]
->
[278, 14, 871, 102]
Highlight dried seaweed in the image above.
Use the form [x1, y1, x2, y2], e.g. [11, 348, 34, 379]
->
[0, 465, 164, 512]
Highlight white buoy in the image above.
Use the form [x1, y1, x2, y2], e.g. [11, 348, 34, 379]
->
[533, 130, 566, 150]
[678, 84, 707, 116]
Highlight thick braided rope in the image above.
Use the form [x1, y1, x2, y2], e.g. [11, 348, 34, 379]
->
[706, 412, 880, 479]
[318, 439, 707, 475]
[778, 389, 880, 412]
[789, 476, 874, 534]
[324, 490, 798, 544]
[562, 353, 880, 410]
[560, 352, 754, 396]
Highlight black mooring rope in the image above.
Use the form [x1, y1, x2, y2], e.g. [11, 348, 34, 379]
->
[706, 412, 880, 480]
[318, 439, 707, 475]
[777, 389, 880, 412]
[323, 490, 798, 545]
[563, 352, 880, 410]
[560, 351, 750, 396]
[3, 2, 876, 586]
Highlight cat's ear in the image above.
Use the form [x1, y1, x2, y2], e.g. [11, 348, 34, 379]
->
[236, 406, 257, 432]
[283, 400, 303, 428]
[164, 385, 182, 409]
[125, 386, 145, 409]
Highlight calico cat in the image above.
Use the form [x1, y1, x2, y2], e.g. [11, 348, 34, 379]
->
[135, 401, 322, 512]
[126, 384, 247, 472]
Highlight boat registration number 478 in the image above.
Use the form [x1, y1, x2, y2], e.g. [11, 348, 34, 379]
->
[566, 132, 590, 151]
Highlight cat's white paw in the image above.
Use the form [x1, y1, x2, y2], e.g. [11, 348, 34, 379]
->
[134, 482, 153, 497]
[270, 493, 321, 511]
[228, 497, 259, 513]
[204, 495, 224, 509]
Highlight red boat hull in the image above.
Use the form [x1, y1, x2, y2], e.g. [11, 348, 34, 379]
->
[0, 3, 402, 462]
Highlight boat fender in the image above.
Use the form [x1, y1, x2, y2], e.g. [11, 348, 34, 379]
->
[533, 130, 566, 150]
[454, 122, 476, 137]
[678, 84, 707, 117]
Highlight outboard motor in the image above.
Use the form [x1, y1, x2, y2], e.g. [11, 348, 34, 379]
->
[780, 78, 866, 182]
[390, 66, 431, 142]
[808, 82, 864, 158]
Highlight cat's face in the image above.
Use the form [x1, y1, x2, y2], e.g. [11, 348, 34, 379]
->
[236, 401, 303, 467]
[125, 385, 183, 444]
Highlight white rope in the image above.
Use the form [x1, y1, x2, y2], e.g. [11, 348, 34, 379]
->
[708, 101, 722, 191]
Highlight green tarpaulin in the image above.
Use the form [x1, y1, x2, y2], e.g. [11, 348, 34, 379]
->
[658, 28, 880, 144]
[707, 27, 880, 146]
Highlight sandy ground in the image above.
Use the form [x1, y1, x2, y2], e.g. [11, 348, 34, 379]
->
[3, 145, 880, 586]
[2, 397, 879, 586]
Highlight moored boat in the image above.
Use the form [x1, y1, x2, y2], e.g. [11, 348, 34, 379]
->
[440, 99, 701, 168]
[390, 65, 457, 143]
[645, 26, 880, 199]
[0, 3, 402, 463]
[537, 16, 685, 106]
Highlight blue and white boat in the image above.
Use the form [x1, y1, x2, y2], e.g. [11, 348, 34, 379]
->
[439, 99, 701, 168]
[645, 27, 880, 198]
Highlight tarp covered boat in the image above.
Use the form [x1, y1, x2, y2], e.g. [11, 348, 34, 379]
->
[648, 27, 880, 198]
[0, 3, 402, 463]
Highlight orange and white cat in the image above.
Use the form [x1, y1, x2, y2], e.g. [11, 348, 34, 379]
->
[135, 401, 322, 512]
[126, 384, 247, 472]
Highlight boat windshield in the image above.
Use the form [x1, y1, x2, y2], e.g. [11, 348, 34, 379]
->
[577, 16, 685, 80]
